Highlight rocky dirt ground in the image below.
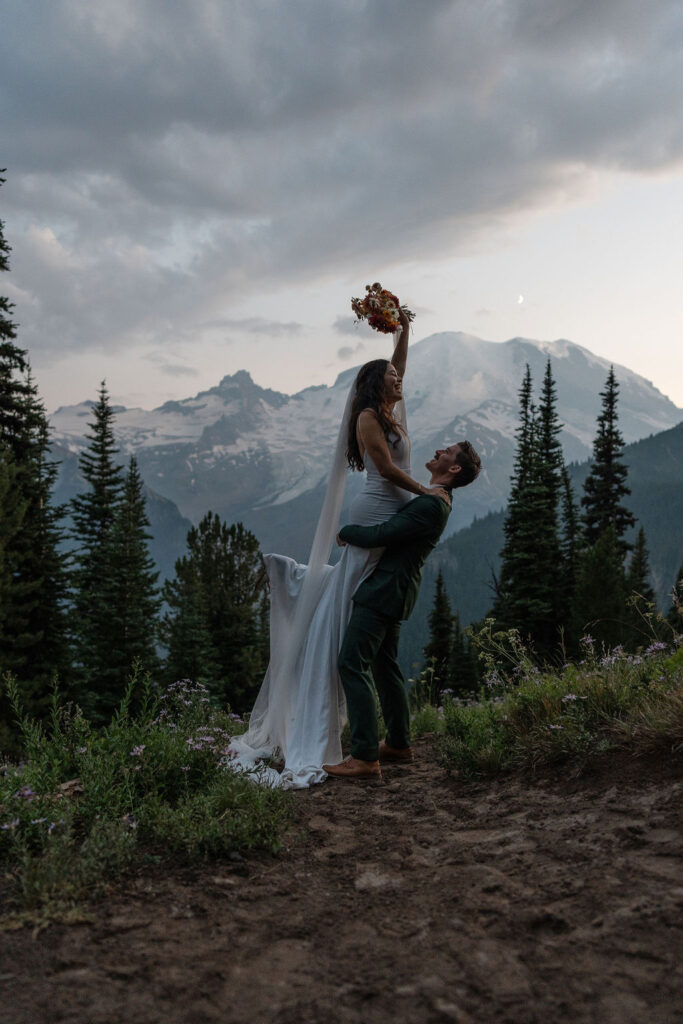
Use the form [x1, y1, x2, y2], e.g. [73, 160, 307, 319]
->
[1, 741, 681, 1024]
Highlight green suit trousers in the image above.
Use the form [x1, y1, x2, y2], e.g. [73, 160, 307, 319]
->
[338, 604, 411, 762]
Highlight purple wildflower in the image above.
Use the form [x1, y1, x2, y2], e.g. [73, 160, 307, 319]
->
[14, 785, 36, 802]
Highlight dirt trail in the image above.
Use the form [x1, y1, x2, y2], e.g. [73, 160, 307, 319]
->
[1, 741, 681, 1024]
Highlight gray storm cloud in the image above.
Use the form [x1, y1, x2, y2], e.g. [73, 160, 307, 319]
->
[2, 0, 682, 357]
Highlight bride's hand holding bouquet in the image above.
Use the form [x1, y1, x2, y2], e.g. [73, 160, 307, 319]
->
[350, 282, 414, 335]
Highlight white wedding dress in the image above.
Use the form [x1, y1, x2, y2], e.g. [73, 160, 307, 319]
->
[229, 400, 412, 789]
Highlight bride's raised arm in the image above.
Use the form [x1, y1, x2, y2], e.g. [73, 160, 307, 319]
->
[357, 411, 449, 501]
[390, 307, 411, 380]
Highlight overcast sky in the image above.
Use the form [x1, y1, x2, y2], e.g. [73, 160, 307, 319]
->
[2, 0, 682, 413]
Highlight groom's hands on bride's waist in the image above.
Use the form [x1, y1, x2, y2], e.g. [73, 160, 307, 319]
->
[336, 489, 451, 548]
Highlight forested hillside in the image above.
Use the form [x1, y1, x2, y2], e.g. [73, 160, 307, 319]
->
[399, 421, 683, 676]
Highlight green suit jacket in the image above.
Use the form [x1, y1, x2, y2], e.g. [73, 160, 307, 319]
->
[339, 494, 451, 621]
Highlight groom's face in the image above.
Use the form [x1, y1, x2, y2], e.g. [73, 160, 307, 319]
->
[425, 444, 461, 478]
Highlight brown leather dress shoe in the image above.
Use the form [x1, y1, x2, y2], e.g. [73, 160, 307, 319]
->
[322, 756, 382, 781]
[379, 740, 414, 763]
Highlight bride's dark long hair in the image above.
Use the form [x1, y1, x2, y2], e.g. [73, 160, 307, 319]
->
[346, 359, 405, 471]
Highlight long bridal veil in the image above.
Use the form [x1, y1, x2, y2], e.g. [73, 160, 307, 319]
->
[238, 383, 355, 756]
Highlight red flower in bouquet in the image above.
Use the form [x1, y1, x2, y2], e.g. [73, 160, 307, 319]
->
[350, 282, 415, 334]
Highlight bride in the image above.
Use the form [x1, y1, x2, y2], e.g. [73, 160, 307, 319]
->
[229, 306, 447, 788]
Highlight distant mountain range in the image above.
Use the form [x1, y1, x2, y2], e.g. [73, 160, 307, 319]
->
[51, 332, 682, 574]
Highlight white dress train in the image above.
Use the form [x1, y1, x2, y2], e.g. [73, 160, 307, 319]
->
[229, 423, 413, 789]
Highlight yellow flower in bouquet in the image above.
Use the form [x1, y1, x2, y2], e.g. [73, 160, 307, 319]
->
[351, 282, 415, 334]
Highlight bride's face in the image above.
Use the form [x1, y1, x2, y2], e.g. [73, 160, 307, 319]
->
[383, 364, 403, 404]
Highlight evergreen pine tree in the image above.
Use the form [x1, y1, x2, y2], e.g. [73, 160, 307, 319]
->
[0, 447, 28, 748]
[626, 526, 656, 606]
[99, 457, 160, 710]
[161, 556, 218, 687]
[491, 364, 539, 631]
[0, 176, 35, 677]
[575, 367, 638, 649]
[559, 466, 580, 651]
[0, 173, 31, 447]
[161, 513, 267, 710]
[12, 378, 70, 692]
[422, 570, 453, 703]
[492, 363, 567, 655]
[574, 526, 627, 649]
[623, 525, 657, 648]
[449, 612, 479, 695]
[581, 366, 636, 555]
[0, 446, 26, 652]
[0, 175, 69, 708]
[533, 359, 565, 652]
[70, 381, 124, 713]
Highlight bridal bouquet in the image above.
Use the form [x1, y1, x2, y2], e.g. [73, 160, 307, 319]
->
[350, 282, 415, 334]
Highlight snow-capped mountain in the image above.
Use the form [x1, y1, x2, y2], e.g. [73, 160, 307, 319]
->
[51, 333, 682, 563]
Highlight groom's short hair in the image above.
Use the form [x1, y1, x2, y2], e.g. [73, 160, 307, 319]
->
[452, 440, 481, 488]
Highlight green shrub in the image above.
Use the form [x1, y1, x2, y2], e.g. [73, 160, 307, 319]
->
[0, 673, 290, 915]
[411, 703, 445, 738]
[438, 700, 509, 776]
[429, 629, 683, 779]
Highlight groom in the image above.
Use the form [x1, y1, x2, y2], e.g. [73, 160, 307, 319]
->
[324, 440, 481, 781]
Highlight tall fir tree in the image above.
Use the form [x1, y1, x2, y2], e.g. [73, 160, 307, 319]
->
[533, 359, 566, 651]
[99, 456, 161, 711]
[0, 447, 27, 748]
[449, 612, 479, 695]
[0, 173, 31, 445]
[0, 447, 26, 654]
[422, 570, 453, 703]
[624, 526, 656, 645]
[492, 363, 567, 655]
[559, 465, 580, 651]
[574, 526, 627, 649]
[626, 526, 655, 606]
[162, 555, 218, 687]
[491, 364, 539, 631]
[0, 175, 69, 719]
[70, 381, 124, 714]
[0, 174, 35, 679]
[581, 366, 636, 555]
[575, 367, 637, 648]
[14, 386, 70, 693]
[161, 513, 267, 711]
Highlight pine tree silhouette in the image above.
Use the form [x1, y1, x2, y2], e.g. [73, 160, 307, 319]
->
[422, 570, 453, 703]
[70, 381, 125, 715]
[581, 366, 636, 555]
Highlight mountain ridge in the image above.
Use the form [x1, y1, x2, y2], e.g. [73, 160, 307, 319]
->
[50, 331, 681, 561]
